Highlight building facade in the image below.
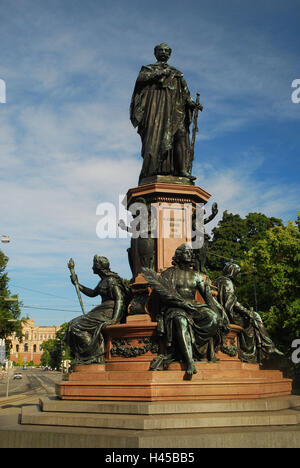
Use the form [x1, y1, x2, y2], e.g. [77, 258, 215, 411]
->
[9, 318, 60, 365]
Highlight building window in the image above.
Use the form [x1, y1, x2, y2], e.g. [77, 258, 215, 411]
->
[25, 332, 29, 340]
[24, 343, 29, 352]
[16, 344, 19, 352]
[33, 344, 37, 352]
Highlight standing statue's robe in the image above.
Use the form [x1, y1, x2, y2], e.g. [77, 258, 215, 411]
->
[130, 62, 194, 180]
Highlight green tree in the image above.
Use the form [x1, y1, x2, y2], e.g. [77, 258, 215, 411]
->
[41, 339, 57, 368]
[206, 211, 300, 376]
[241, 214, 300, 356]
[206, 211, 283, 310]
[0, 250, 24, 357]
[41, 323, 71, 369]
[207, 211, 283, 278]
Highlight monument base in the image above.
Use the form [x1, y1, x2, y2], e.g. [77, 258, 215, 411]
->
[56, 361, 292, 401]
[56, 315, 292, 401]
[2, 395, 300, 448]
[9, 394, 299, 448]
[23, 394, 300, 430]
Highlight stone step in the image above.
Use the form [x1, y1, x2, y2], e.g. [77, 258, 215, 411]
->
[57, 361, 292, 401]
[21, 404, 300, 430]
[68, 368, 283, 382]
[40, 395, 300, 415]
[2, 423, 300, 448]
[56, 377, 292, 401]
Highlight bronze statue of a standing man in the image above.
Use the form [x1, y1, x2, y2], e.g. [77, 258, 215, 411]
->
[130, 43, 202, 183]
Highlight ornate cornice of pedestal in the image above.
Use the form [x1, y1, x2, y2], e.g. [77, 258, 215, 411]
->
[124, 182, 211, 207]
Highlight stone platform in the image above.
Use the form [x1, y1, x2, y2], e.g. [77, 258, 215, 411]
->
[56, 315, 292, 401]
[1, 395, 299, 448]
[55, 360, 292, 402]
[22, 395, 300, 430]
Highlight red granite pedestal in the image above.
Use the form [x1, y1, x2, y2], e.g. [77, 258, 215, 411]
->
[124, 181, 211, 277]
[56, 314, 292, 401]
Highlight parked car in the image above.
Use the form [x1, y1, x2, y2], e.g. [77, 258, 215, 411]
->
[13, 373, 23, 380]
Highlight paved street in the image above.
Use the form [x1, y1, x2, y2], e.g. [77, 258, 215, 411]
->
[0, 367, 62, 398]
[0, 368, 63, 420]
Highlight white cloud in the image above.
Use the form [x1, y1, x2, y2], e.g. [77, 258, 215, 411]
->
[1, 0, 299, 325]
[195, 158, 299, 233]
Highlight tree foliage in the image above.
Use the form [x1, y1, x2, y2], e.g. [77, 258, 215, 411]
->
[206, 211, 283, 279]
[241, 214, 300, 355]
[41, 323, 71, 369]
[0, 250, 24, 356]
[207, 211, 300, 359]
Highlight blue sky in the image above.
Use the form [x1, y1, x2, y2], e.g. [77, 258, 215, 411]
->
[0, 0, 299, 326]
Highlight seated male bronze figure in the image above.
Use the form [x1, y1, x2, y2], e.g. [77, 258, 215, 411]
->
[143, 244, 230, 376]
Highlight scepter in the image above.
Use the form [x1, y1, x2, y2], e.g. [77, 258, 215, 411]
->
[68, 258, 86, 315]
[190, 92, 202, 172]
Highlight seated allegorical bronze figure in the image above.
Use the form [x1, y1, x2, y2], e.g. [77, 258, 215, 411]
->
[214, 262, 283, 364]
[64, 255, 130, 365]
[143, 243, 230, 377]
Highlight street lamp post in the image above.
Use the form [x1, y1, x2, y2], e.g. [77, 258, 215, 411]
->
[0, 234, 15, 397]
[0, 318, 18, 398]
[0, 339, 13, 398]
[5, 360, 13, 398]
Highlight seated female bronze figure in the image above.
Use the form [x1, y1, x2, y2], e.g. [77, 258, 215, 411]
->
[64, 255, 130, 365]
[214, 262, 283, 364]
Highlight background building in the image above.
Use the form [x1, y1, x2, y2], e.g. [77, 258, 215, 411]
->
[9, 318, 60, 365]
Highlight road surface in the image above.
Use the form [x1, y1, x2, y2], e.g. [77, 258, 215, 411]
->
[0, 367, 62, 398]
[0, 368, 64, 419]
